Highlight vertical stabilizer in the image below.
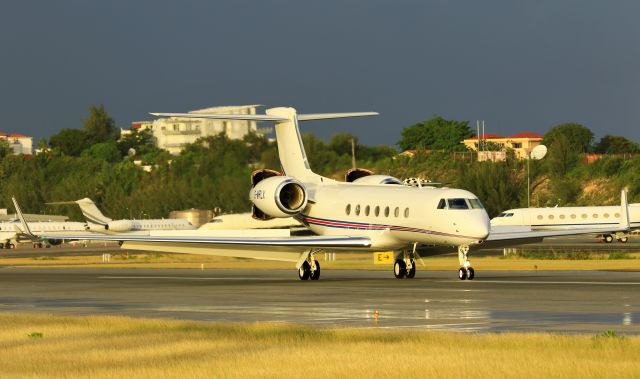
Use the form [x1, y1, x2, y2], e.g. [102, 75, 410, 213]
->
[266, 107, 320, 183]
[75, 198, 112, 225]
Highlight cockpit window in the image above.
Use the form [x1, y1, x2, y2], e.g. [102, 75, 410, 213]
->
[468, 198, 484, 209]
[437, 199, 446, 209]
[497, 212, 506, 217]
[505, 213, 514, 217]
[447, 198, 469, 210]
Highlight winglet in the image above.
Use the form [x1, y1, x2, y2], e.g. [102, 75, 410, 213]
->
[11, 196, 35, 237]
[620, 189, 630, 231]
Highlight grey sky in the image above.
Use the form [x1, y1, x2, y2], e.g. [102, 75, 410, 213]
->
[1, 0, 639, 147]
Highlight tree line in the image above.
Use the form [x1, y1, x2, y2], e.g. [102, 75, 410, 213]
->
[1, 105, 638, 220]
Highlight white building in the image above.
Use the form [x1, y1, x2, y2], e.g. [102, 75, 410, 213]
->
[124, 105, 268, 155]
[0, 133, 33, 155]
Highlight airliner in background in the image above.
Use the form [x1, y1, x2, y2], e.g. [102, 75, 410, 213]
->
[491, 202, 640, 243]
[25, 106, 629, 281]
[47, 198, 195, 234]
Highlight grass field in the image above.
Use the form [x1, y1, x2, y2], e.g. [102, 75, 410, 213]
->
[2, 250, 640, 271]
[0, 313, 638, 378]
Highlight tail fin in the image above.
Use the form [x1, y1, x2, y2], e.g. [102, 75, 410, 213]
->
[620, 189, 630, 230]
[12, 196, 34, 238]
[150, 108, 377, 183]
[75, 198, 112, 225]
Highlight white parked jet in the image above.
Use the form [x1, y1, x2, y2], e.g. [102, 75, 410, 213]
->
[47, 198, 195, 234]
[491, 201, 640, 243]
[28, 107, 630, 280]
[0, 219, 88, 249]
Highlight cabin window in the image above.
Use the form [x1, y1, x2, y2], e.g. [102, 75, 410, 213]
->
[571, 214, 576, 219]
[365, 205, 370, 216]
[404, 208, 410, 218]
[603, 213, 609, 218]
[355, 204, 361, 216]
[537, 215, 543, 220]
[469, 198, 484, 209]
[560, 215, 565, 220]
[394, 207, 400, 217]
[447, 198, 469, 210]
[345, 204, 351, 215]
[615, 213, 620, 218]
[548, 215, 554, 220]
[593, 214, 598, 218]
[437, 199, 446, 209]
[374, 206, 380, 217]
[384, 206, 390, 217]
[581, 214, 588, 219]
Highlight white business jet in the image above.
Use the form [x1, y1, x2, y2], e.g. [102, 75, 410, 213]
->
[47, 198, 195, 234]
[0, 219, 88, 249]
[491, 200, 640, 243]
[25, 107, 630, 280]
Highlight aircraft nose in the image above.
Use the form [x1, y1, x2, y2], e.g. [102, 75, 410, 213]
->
[471, 212, 491, 241]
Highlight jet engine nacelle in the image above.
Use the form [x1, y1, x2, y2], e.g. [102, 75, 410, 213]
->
[105, 220, 134, 232]
[250, 176, 308, 218]
[353, 175, 403, 185]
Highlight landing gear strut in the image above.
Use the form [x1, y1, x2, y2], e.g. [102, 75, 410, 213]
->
[393, 247, 418, 279]
[457, 245, 475, 280]
[298, 250, 320, 280]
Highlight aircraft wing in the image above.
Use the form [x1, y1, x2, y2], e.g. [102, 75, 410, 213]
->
[36, 232, 372, 264]
[486, 225, 629, 242]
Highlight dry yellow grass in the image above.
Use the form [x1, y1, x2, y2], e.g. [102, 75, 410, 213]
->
[2, 251, 640, 271]
[0, 313, 638, 379]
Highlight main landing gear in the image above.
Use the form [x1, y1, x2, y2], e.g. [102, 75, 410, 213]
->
[457, 245, 475, 280]
[603, 234, 629, 243]
[393, 248, 417, 279]
[298, 250, 320, 280]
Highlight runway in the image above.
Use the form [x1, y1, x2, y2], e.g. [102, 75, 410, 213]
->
[0, 267, 638, 334]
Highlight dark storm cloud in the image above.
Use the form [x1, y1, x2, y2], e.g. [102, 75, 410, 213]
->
[1, 0, 638, 146]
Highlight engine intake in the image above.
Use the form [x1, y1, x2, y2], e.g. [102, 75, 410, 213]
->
[250, 176, 307, 219]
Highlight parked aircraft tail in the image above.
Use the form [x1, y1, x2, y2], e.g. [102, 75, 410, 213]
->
[47, 198, 112, 225]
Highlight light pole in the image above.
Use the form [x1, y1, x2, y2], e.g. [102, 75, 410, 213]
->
[527, 145, 547, 208]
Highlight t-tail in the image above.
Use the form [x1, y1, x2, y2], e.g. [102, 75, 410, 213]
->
[150, 107, 377, 183]
[47, 198, 112, 225]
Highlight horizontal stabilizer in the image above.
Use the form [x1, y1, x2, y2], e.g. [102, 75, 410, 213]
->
[150, 111, 378, 122]
[150, 113, 288, 121]
[297, 112, 379, 121]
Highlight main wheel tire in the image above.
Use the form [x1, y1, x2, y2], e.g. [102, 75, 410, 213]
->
[406, 259, 416, 279]
[0, 243, 4, 249]
[618, 237, 628, 243]
[467, 267, 475, 280]
[298, 261, 311, 280]
[7, 243, 15, 249]
[394, 259, 407, 279]
[604, 234, 614, 243]
[458, 267, 467, 280]
[310, 260, 321, 280]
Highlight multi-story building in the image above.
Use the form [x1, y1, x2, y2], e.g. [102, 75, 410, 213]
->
[124, 105, 267, 155]
[0, 133, 33, 155]
[463, 132, 543, 161]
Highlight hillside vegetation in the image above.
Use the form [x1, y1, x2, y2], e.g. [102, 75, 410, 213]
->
[2, 106, 637, 219]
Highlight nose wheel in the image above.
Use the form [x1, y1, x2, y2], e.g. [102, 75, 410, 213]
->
[457, 245, 475, 280]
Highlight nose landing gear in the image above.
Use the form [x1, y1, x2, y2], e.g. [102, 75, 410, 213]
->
[457, 245, 475, 280]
